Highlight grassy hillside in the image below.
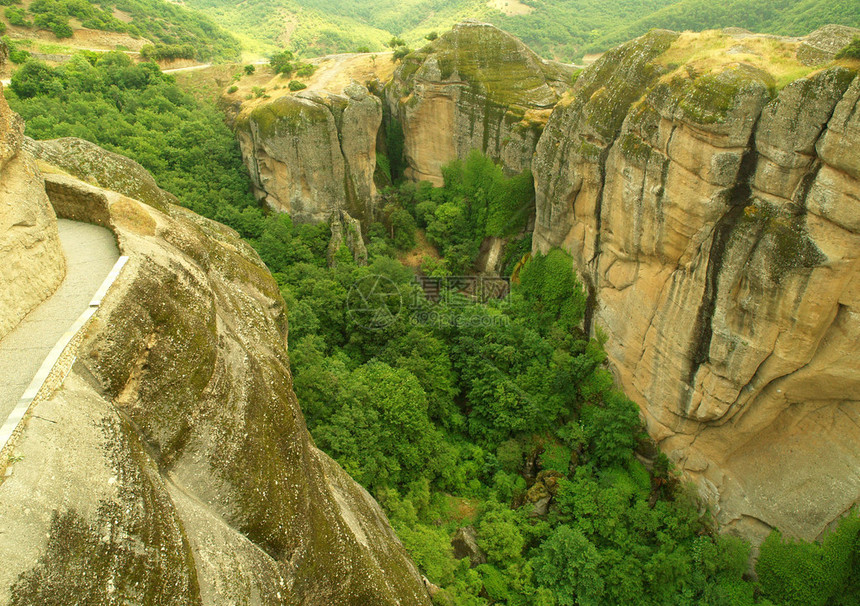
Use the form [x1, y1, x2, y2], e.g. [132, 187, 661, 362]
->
[0, 0, 240, 61]
[593, 0, 860, 51]
[181, 0, 496, 58]
[183, 0, 860, 62]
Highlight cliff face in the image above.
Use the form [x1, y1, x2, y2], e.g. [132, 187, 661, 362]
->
[0, 136, 430, 605]
[386, 21, 573, 185]
[533, 29, 860, 542]
[236, 83, 382, 225]
[0, 59, 65, 340]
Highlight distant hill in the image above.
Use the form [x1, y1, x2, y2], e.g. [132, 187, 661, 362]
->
[182, 0, 860, 62]
[0, 0, 240, 61]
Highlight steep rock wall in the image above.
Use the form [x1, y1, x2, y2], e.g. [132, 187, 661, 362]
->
[386, 21, 573, 185]
[236, 83, 381, 225]
[0, 64, 65, 340]
[0, 138, 430, 605]
[533, 30, 860, 542]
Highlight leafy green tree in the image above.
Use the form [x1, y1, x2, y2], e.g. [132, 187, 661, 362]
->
[534, 524, 605, 606]
[392, 45, 411, 62]
[377, 327, 459, 426]
[389, 208, 417, 250]
[510, 249, 587, 335]
[581, 391, 642, 467]
[9, 59, 60, 98]
[426, 200, 469, 251]
[269, 50, 294, 74]
[477, 507, 525, 566]
[836, 37, 860, 59]
[315, 362, 441, 489]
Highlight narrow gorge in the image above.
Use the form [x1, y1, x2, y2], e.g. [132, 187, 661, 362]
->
[238, 22, 860, 544]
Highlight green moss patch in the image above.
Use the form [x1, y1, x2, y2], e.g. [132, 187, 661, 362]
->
[250, 96, 332, 137]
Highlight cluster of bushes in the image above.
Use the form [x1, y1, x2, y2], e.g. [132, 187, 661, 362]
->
[4, 6, 30, 27]
[268, 49, 316, 78]
[0, 35, 29, 62]
[837, 37, 860, 60]
[139, 42, 195, 61]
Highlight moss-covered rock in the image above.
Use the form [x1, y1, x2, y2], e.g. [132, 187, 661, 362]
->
[385, 21, 574, 184]
[24, 137, 177, 212]
[238, 85, 382, 226]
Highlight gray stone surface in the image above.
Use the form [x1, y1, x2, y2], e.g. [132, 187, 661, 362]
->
[0, 219, 118, 422]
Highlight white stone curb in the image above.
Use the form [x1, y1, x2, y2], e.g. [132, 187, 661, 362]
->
[0, 255, 129, 457]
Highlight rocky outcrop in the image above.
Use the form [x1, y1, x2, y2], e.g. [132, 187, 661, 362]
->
[386, 21, 573, 185]
[0, 54, 65, 341]
[0, 139, 430, 605]
[533, 29, 860, 543]
[451, 526, 486, 567]
[236, 83, 382, 225]
[24, 136, 178, 211]
[328, 210, 368, 266]
[797, 24, 860, 66]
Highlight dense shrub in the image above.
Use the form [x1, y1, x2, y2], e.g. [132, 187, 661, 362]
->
[836, 37, 860, 59]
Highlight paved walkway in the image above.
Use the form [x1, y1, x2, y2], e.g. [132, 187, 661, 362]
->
[0, 219, 118, 422]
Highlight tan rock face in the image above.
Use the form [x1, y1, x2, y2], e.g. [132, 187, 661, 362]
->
[0, 65, 65, 341]
[0, 141, 430, 605]
[386, 21, 572, 185]
[533, 30, 860, 543]
[237, 83, 382, 225]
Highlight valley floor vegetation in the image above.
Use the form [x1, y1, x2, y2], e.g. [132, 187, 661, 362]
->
[6, 52, 860, 606]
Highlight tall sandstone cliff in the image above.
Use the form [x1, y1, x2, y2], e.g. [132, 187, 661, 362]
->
[532, 29, 860, 542]
[0, 133, 430, 603]
[386, 21, 573, 185]
[236, 84, 382, 225]
[0, 53, 65, 340]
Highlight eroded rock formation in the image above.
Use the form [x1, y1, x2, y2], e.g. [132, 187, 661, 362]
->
[0, 50, 65, 340]
[236, 83, 382, 225]
[0, 137, 430, 605]
[532, 29, 860, 542]
[386, 21, 573, 185]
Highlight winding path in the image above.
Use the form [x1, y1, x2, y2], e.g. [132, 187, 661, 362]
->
[0, 219, 119, 425]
